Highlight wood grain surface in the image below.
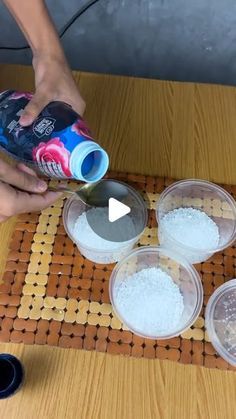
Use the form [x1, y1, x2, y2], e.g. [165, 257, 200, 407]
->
[0, 64, 236, 419]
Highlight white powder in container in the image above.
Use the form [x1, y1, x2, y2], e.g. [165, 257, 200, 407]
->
[72, 207, 136, 263]
[114, 267, 184, 336]
[161, 207, 220, 249]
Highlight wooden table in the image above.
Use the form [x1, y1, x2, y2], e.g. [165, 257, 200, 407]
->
[0, 64, 236, 419]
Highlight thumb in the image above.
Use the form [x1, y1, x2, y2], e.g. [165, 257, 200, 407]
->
[17, 162, 38, 177]
[0, 159, 47, 193]
[19, 91, 49, 126]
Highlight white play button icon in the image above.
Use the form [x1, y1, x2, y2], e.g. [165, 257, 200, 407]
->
[108, 198, 131, 222]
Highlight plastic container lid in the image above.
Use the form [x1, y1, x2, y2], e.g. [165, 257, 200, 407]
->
[205, 279, 236, 366]
[0, 354, 24, 399]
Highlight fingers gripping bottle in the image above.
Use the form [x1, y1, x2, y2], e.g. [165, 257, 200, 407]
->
[0, 90, 109, 182]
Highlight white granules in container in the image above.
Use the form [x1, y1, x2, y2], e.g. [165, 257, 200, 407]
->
[72, 207, 136, 263]
[114, 267, 184, 336]
[161, 207, 220, 249]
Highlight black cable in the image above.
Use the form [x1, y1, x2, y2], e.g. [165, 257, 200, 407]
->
[0, 0, 100, 51]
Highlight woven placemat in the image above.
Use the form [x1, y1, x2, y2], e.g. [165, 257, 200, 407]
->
[0, 172, 235, 371]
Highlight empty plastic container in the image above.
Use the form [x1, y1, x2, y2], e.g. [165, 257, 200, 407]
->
[156, 179, 236, 263]
[206, 279, 236, 367]
[109, 246, 203, 339]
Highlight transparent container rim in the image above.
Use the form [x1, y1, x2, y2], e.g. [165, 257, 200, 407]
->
[156, 178, 236, 254]
[109, 245, 204, 340]
[205, 278, 236, 367]
[62, 184, 148, 254]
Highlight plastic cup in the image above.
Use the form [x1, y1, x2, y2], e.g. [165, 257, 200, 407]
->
[109, 246, 203, 339]
[63, 184, 147, 264]
[205, 279, 236, 367]
[156, 179, 236, 264]
[0, 354, 24, 399]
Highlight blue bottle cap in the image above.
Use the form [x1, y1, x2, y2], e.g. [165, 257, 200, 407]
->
[70, 140, 109, 182]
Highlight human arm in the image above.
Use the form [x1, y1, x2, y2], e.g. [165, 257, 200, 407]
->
[0, 1, 81, 219]
[3, 0, 85, 126]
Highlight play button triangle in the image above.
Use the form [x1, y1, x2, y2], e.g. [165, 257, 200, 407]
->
[108, 197, 131, 222]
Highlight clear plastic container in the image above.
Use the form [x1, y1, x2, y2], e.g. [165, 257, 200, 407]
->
[63, 193, 147, 264]
[205, 279, 236, 367]
[109, 246, 203, 339]
[156, 179, 236, 263]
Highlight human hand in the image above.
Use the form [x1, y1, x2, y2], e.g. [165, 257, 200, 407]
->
[19, 53, 86, 127]
[0, 160, 62, 222]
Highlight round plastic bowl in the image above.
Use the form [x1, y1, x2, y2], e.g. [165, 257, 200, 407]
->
[156, 179, 236, 264]
[205, 279, 236, 367]
[109, 246, 203, 339]
[63, 191, 147, 264]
